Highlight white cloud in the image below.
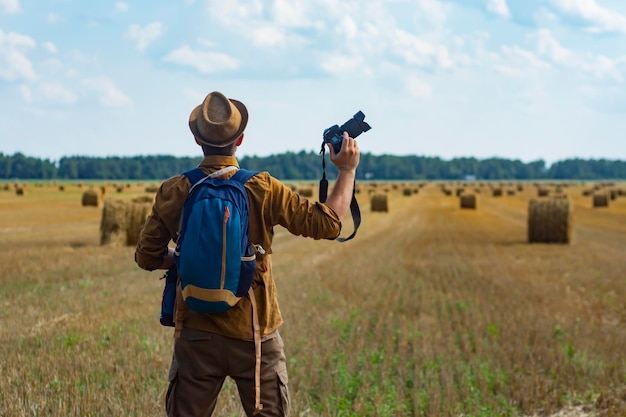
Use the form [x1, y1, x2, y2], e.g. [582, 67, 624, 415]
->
[182, 87, 206, 104]
[42, 41, 57, 53]
[0, 29, 36, 81]
[319, 53, 367, 77]
[495, 45, 551, 78]
[339, 16, 358, 39]
[486, 0, 511, 19]
[406, 75, 432, 98]
[40, 58, 63, 75]
[272, 0, 311, 27]
[208, 0, 264, 26]
[162, 45, 239, 73]
[127, 22, 165, 51]
[19, 84, 31, 103]
[42, 82, 78, 104]
[252, 26, 285, 47]
[418, 0, 449, 27]
[83, 77, 133, 107]
[115, 2, 129, 13]
[550, 0, 626, 34]
[0, 0, 20, 14]
[531, 29, 624, 83]
[47, 12, 62, 24]
[391, 29, 453, 69]
[533, 29, 574, 65]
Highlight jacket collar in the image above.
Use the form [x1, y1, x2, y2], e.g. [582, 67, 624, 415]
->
[198, 155, 240, 169]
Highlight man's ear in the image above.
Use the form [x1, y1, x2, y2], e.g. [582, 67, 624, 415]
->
[235, 133, 244, 146]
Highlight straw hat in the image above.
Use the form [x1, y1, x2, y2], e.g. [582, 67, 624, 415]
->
[188, 91, 248, 147]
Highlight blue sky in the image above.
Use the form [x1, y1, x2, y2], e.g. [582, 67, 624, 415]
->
[1, 0, 625, 165]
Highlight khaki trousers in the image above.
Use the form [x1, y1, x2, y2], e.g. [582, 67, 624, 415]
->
[166, 328, 290, 417]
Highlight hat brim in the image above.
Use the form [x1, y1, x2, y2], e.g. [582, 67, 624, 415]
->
[189, 98, 249, 147]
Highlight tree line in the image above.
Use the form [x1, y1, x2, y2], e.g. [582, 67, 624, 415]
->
[1, 151, 626, 181]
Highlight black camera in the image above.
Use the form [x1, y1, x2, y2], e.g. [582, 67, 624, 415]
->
[323, 111, 371, 154]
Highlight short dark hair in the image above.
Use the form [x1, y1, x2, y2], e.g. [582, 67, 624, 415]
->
[200, 141, 238, 156]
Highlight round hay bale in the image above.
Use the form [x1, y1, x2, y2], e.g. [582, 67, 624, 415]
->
[402, 188, 413, 196]
[460, 194, 477, 209]
[100, 199, 128, 246]
[298, 188, 313, 198]
[81, 188, 102, 207]
[492, 188, 502, 197]
[126, 201, 152, 246]
[58, 185, 65, 191]
[527, 198, 573, 244]
[370, 194, 388, 212]
[15, 186, 27, 196]
[593, 193, 609, 208]
[537, 188, 550, 197]
[145, 185, 159, 193]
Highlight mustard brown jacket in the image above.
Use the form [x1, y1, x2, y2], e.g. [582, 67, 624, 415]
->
[135, 155, 342, 339]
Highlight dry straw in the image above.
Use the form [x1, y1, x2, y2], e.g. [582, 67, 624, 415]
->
[460, 194, 477, 209]
[100, 199, 128, 246]
[537, 188, 550, 197]
[126, 200, 152, 246]
[527, 197, 573, 244]
[593, 193, 609, 208]
[81, 188, 102, 207]
[370, 194, 388, 212]
[100, 198, 152, 246]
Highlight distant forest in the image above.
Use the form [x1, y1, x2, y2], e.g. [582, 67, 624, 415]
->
[1, 151, 626, 181]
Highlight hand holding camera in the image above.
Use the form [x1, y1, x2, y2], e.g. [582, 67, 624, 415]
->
[322, 110, 372, 154]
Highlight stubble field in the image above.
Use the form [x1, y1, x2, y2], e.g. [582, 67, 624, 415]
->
[0, 180, 625, 417]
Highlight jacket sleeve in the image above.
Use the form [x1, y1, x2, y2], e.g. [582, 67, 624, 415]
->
[266, 175, 342, 240]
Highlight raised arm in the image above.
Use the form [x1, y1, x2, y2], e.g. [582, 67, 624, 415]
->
[323, 131, 361, 221]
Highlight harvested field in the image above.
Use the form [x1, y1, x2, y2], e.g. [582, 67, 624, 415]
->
[0, 180, 625, 417]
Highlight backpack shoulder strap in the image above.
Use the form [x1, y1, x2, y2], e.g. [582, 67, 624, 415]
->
[182, 168, 206, 185]
[231, 168, 259, 184]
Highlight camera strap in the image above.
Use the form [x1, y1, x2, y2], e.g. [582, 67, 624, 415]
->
[318, 147, 361, 242]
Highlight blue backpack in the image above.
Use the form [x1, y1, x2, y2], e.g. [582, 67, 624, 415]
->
[174, 166, 261, 313]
